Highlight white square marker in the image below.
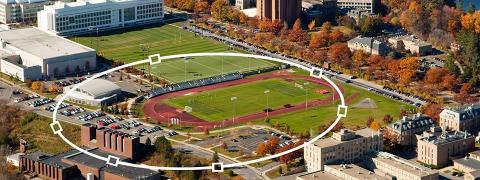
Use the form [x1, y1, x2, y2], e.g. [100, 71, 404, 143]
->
[310, 67, 324, 78]
[148, 54, 161, 65]
[50, 121, 63, 135]
[212, 162, 224, 172]
[337, 105, 348, 118]
[106, 155, 120, 167]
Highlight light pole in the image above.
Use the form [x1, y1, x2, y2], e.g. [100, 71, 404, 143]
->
[231, 96, 237, 126]
[184, 58, 189, 82]
[304, 82, 310, 111]
[264, 89, 270, 117]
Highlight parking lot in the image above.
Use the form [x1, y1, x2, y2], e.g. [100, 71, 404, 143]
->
[9, 88, 171, 143]
[193, 127, 293, 154]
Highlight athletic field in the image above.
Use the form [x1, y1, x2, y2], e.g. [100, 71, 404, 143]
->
[71, 23, 275, 82]
[149, 56, 274, 83]
[165, 78, 330, 122]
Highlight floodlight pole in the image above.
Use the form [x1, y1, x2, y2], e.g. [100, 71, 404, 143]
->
[304, 82, 309, 111]
[231, 97, 237, 127]
[184, 59, 188, 82]
[264, 90, 270, 117]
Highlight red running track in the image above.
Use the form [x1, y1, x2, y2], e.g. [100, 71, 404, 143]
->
[143, 71, 353, 130]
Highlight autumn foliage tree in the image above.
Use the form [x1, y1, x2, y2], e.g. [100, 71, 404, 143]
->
[31, 81, 44, 92]
[398, 57, 419, 84]
[370, 121, 381, 131]
[328, 43, 351, 68]
[421, 103, 442, 123]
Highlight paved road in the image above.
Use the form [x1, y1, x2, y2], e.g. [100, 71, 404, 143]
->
[172, 142, 265, 180]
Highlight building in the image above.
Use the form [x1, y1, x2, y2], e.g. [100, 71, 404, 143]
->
[336, 0, 375, 13]
[417, 130, 475, 167]
[384, 113, 436, 146]
[347, 36, 388, 56]
[453, 150, 480, 174]
[365, 152, 439, 180]
[0, 0, 57, 24]
[302, 0, 337, 23]
[256, 0, 302, 27]
[388, 35, 432, 56]
[0, 28, 96, 82]
[440, 104, 480, 132]
[235, 0, 255, 10]
[63, 79, 121, 107]
[6, 152, 24, 166]
[37, 0, 164, 36]
[19, 147, 164, 180]
[346, 8, 374, 22]
[19, 123, 162, 180]
[81, 123, 142, 160]
[304, 128, 382, 172]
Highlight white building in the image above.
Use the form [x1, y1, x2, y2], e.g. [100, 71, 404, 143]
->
[6, 152, 24, 167]
[63, 78, 121, 106]
[0, 0, 57, 24]
[337, 0, 375, 13]
[0, 27, 96, 81]
[304, 128, 382, 172]
[347, 36, 388, 56]
[37, 0, 164, 36]
[388, 35, 432, 56]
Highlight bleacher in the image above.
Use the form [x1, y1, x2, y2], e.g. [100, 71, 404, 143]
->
[145, 72, 244, 99]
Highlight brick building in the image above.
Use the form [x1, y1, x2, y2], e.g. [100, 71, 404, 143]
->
[81, 123, 142, 161]
[19, 124, 163, 180]
[256, 0, 302, 27]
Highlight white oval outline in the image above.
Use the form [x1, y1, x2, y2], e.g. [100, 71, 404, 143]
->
[52, 52, 346, 171]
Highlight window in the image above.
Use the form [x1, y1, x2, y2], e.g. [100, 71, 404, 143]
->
[123, 7, 135, 21]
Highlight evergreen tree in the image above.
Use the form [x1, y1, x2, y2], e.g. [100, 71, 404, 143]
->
[145, 137, 151, 145]
[212, 150, 219, 163]
[154, 136, 173, 157]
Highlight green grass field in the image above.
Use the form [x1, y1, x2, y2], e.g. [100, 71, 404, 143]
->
[165, 78, 330, 122]
[149, 56, 274, 82]
[71, 23, 275, 82]
[260, 81, 413, 133]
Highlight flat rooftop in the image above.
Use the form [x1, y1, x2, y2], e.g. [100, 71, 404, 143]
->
[371, 152, 438, 177]
[420, 131, 473, 145]
[297, 171, 341, 180]
[326, 164, 387, 180]
[0, 28, 94, 59]
[313, 128, 377, 148]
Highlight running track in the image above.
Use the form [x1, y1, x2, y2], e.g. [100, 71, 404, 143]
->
[143, 71, 357, 130]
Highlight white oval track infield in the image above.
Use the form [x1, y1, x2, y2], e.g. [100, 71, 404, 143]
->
[50, 52, 347, 171]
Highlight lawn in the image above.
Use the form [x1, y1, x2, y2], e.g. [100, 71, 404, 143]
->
[71, 23, 275, 83]
[165, 78, 330, 122]
[9, 117, 81, 154]
[149, 56, 274, 83]
[257, 81, 414, 133]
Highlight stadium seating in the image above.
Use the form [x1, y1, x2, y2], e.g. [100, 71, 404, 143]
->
[145, 72, 244, 99]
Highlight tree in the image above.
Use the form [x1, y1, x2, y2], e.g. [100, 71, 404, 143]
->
[288, 19, 308, 43]
[328, 43, 351, 68]
[203, 127, 210, 135]
[352, 50, 367, 67]
[421, 103, 442, 122]
[265, 136, 280, 155]
[367, 55, 384, 67]
[455, 83, 478, 104]
[256, 143, 267, 156]
[359, 16, 383, 36]
[154, 136, 173, 156]
[370, 121, 381, 131]
[212, 150, 219, 162]
[441, 74, 458, 91]
[366, 116, 374, 127]
[145, 137, 152, 145]
[220, 141, 227, 149]
[308, 20, 316, 30]
[383, 114, 393, 124]
[398, 57, 419, 84]
[47, 84, 60, 93]
[31, 81, 44, 91]
[445, 53, 461, 76]
[329, 30, 344, 43]
[211, 0, 230, 21]
[320, 21, 332, 32]
[425, 68, 450, 85]
[309, 31, 329, 48]
[239, 12, 248, 25]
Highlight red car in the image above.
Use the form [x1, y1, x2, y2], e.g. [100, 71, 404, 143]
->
[110, 124, 120, 129]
